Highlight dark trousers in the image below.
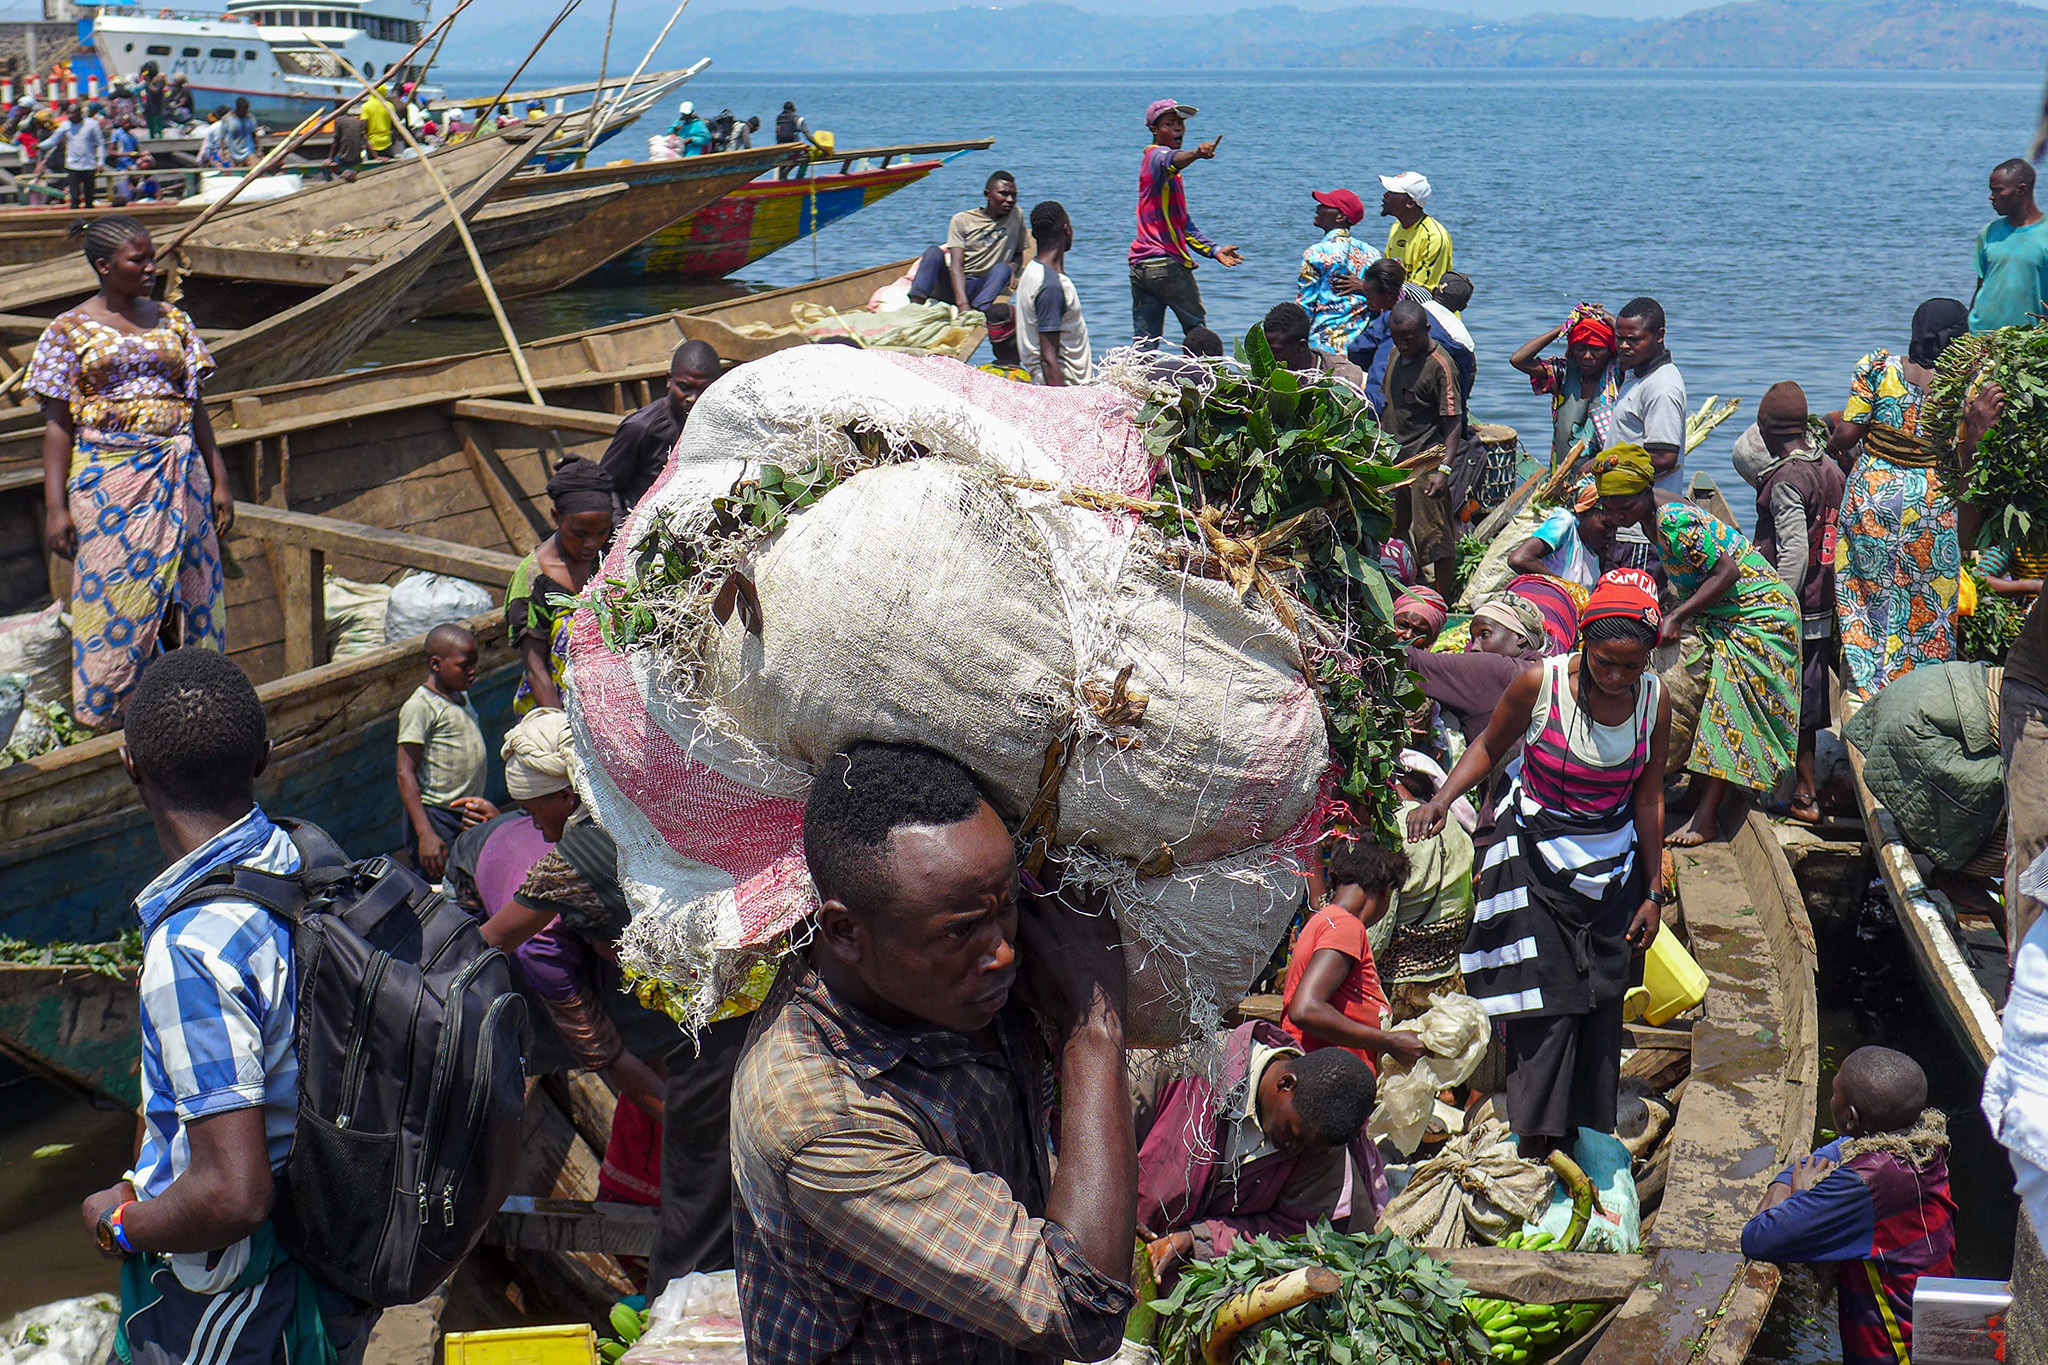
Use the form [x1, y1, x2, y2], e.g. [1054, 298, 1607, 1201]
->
[647, 1013, 751, 1295]
[402, 802, 466, 869]
[66, 169, 96, 209]
[1503, 996, 1624, 1139]
[1130, 256, 1206, 346]
[909, 245, 1012, 311]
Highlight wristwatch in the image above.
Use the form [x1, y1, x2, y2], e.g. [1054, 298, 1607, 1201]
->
[95, 1201, 135, 1255]
[1646, 886, 1669, 906]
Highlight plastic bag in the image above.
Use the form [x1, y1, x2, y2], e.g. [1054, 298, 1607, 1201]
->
[326, 573, 395, 660]
[623, 1272, 747, 1365]
[384, 572, 494, 645]
[1369, 991, 1491, 1155]
[1378, 1116, 1552, 1247]
[0, 603, 70, 707]
[1529, 1128, 1641, 1253]
[0, 673, 25, 754]
[1, 1295, 120, 1365]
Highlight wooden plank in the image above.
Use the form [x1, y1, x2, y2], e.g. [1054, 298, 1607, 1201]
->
[453, 419, 549, 549]
[231, 502, 521, 584]
[487, 1197, 656, 1256]
[447, 398, 624, 437]
[1429, 1249, 1650, 1306]
[1584, 1249, 1758, 1365]
[176, 243, 376, 288]
[276, 545, 326, 676]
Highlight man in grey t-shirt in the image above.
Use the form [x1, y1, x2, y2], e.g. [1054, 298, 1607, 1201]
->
[909, 170, 1034, 313]
[1612, 296, 1688, 494]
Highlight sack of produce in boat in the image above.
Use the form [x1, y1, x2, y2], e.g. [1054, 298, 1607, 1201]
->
[1379, 1116, 1555, 1248]
[0, 1294, 120, 1365]
[325, 572, 395, 661]
[568, 341, 1414, 1044]
[0, 602, 71, 716]
[383, 570, 494, 645]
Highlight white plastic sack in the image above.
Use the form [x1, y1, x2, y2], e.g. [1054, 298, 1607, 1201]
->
[383, 572, 494, 645]
[0, 603, 70, 707]
[574, 348, 1330, 1046]
[624, 1271, 746, 1365]
[1370, 992, 1491, 1155]
[0, 673, 26, 752]
[1, 1296, 119, 1365]
[1456, 503, 1541, 611]
[325, 573, 394, 660]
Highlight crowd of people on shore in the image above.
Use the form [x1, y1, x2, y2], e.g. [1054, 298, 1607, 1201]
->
[30, 94, 2048, 1365]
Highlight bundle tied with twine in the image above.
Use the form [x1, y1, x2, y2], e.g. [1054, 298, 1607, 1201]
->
[567, 341, 1413, 1048]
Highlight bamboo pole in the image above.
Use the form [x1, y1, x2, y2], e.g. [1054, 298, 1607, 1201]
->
[481, 0, 585, 130]
[156, 0, 480, 259]
[583, 0, 693, 157]
[578, 0, 619, 171]
[308, 36, 547, 411]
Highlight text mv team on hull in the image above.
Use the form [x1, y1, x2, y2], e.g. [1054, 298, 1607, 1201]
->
[85, 0, 431, 124]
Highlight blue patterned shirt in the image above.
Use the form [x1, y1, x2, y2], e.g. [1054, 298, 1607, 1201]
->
[1297, 227, 1379, 355]
[133, 807, 300, 1201]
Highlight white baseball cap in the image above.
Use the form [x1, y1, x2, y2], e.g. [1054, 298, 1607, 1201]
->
[1379, 171, 1431, 208]
[677, 100, 695, 115]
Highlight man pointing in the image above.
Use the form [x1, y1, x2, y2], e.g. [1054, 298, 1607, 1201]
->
[1129, 98, 1241, 349]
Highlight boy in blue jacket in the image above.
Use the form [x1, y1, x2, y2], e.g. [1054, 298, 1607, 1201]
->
[1741, 1046, 1955, 1365]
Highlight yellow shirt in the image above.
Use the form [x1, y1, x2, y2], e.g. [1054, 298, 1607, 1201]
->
[1386, 215, 1454, 291]
[362, 95, 394, 151]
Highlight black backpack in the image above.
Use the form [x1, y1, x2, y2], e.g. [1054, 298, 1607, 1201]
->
[775, 108, 799, 142]
[167, 821, 529, 1306]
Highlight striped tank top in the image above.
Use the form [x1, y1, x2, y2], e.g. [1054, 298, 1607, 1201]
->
[1518, 655, 1659, 818]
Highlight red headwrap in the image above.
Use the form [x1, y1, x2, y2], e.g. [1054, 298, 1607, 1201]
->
[1579, 567, 1661, 634]
[1566, 312, 1615, 350]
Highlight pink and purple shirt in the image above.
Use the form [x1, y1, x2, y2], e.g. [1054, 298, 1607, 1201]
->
[1129, 144, 1219, 268]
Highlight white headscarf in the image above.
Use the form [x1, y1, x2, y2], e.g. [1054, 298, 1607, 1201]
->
[501, 707, 577, 800]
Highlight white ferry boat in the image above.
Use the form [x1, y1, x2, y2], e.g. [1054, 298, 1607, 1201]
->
[86, 0, 432, 123]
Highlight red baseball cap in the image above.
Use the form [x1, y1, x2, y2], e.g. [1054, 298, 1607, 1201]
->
[1312, 188, 1365, 225]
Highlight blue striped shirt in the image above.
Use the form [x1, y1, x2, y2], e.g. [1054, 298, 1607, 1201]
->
[133, 807, 300, 1201]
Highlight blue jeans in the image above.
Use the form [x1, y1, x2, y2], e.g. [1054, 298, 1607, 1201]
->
[1130, 257, 1206, 347]
[910, 245, 1012, 311]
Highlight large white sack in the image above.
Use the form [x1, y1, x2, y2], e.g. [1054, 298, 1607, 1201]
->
[0, 603, 70, 708]
[383, 571, 494, 644]
[1, 1296, 119, 1365]
[573, 347, 1331, 1045]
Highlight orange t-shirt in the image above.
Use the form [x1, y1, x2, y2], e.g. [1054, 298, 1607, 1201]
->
[1281, 905, 1390, 1073]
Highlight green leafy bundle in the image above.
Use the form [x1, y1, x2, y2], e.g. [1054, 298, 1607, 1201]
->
[0, 928, 143, 977]
[1138, 329, 1418, 839]
[1927, 325, 2048, 550]
[1961, 567, 2030, 663]
[1155, 1225, 1489, 1365]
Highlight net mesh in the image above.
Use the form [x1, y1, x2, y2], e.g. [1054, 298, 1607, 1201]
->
[570, 349, 1334, 1041]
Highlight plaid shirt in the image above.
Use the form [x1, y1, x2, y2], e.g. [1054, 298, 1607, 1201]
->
[732, 967, 1134, 1364]
[133, 807, 301, 1201]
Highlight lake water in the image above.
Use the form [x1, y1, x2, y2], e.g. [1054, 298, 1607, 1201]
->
[400, 66, 2046, 528]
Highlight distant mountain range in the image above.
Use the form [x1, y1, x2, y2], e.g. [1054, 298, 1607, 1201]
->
[454, 0, 2048, 70]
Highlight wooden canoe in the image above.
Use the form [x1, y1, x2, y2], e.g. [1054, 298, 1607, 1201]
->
[485, 810, 1820, 1362]
[594, 139, 996, 283]
[429, 143, 807, 312]
[0, 123, 548, 392]
[1844, 700, 2004, 1074]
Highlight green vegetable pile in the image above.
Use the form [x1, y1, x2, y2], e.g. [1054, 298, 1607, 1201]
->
[1466, 1229, 1605, 1364]
[1961, 567, 2030, 663]
[0, 700, 94, 769]
[1154, 1225, 1489, 1365]
[1927, 325, 2048, 549]
[0, 929, 142, 977]
[1138, 330, 1418, 840]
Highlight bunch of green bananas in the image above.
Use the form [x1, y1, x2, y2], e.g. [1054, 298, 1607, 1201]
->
[597, 1301, 645, 1361]
[1464, 1230, 1602, 1363]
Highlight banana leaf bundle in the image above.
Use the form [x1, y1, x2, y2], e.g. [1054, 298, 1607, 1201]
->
[1926, 325, 2048, 549]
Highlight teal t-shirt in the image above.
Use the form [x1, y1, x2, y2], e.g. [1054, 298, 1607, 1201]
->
[1972, 217, 2048, 332]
